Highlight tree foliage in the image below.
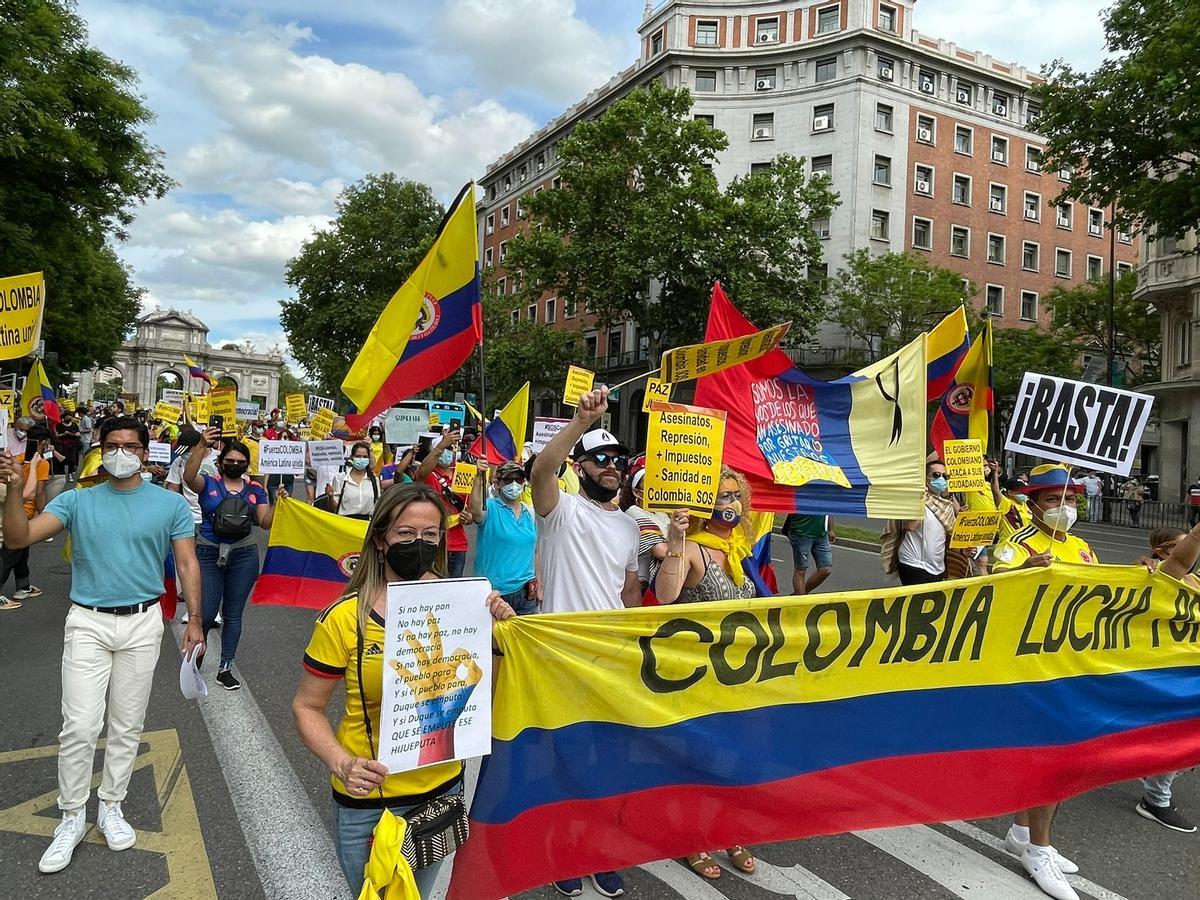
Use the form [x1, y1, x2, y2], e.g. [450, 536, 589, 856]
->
[1045, 270, 1159, 384]
[1035, 0, 1200, 242]
[280, 174, 444, 395]
[0, 0, 172, 373]
[829, 249, 977, 357]
[481, 296, 578, 405]
[991, 327, 1081, 425]
[503, 82, 839, 353]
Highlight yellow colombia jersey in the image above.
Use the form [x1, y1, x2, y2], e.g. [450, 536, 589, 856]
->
[992, 523, 1099, 572]
[963, 491, 1031, 545]
[303, 594, 463, 804]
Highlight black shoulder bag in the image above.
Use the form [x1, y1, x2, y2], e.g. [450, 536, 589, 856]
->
[356, 622, 469, 869]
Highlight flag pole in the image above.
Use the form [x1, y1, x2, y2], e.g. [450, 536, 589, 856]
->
[477, 342, 489, 465]
[608, 366, 662, 393]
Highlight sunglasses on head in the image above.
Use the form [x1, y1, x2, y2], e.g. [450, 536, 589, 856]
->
[586, 452, 629, 471]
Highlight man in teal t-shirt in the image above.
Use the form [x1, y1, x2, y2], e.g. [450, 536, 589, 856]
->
[0, 416, 202, 876]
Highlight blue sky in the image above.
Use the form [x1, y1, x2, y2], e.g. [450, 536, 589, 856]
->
[74, 0, 1108, 366]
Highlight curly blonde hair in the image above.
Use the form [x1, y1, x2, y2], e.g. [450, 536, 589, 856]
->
[688, 466, 756, 542]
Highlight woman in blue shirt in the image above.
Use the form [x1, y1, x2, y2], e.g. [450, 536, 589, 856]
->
[183, 429, 282, 690]
[468, 460, 538, 613]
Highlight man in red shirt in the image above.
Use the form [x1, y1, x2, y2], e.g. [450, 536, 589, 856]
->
[415, 427, 471, 577]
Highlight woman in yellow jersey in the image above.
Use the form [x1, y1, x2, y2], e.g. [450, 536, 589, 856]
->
[293, 483, 515, 895]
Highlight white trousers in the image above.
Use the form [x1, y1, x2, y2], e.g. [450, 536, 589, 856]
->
[58, 604, 164, 811]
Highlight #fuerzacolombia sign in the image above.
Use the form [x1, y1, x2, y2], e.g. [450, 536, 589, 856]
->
[0, 272, 46, 361]
[1004, 373, 1154, 476]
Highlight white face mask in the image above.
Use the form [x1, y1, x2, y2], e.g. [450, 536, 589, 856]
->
[1040, 504, 1077, 534]
[102, 448, 143, 480]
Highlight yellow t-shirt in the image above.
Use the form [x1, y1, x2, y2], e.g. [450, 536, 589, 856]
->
[303, 594, 463, 804]
[992, 523, 1099, 572]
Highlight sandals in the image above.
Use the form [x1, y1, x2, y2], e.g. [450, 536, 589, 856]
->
[727, 845, 756, 873]
[686, 852, 721, 880]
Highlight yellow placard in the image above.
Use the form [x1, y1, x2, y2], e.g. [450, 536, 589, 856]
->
[60, 398, 76, 413]
[643, 401, 726, 512]
[0, 272, 47, 361]
[188, 394, 209, 424]
[944, 439, 987, 493]
[563, 366, 595, 408]
[152, 401, 182, 424]
[243, 438, 261, 476]
[207, 389, 238, 434]
[642, 377, 672, 413]
[284, 393, 306, 423]
[451, 466, 477, 495]
[310, 407, 336, 440]
[659, 322, 790, 383]
[0, 389, 14, 418]
[949, 510, 1002, 548]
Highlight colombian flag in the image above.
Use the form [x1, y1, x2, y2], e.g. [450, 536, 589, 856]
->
[183, 355, 212, 386]
[21, 358, 59, 426]
[342, 183, 482, 431]
[931, 319, 993, 458]
[926, 306, 970, 401]
[469, 382, 528, 464]
[251, 498, 367, 609]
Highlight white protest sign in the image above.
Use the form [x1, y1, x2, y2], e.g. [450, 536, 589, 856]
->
[257, 440, 305, 474]
[147, 441, 171, 464]
[307, 439, 345, 467]
[160, 388, 185, 405]
[1005, 373, 1154, 476]
[378, 578, 493, 774]
[236, 401, 261, 421]
[532, 417, 570, 454]
[308, 394, 336, 415]
[384, 406, 429, 445]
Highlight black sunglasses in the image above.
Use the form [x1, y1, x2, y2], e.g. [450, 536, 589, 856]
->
[586, 452, 629, 471]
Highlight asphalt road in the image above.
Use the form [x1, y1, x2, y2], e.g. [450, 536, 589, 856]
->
[1, 516, 1196, 900]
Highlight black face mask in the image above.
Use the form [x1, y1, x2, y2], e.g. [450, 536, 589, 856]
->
[579, 468, 619, 503]
[222, 462, 248, 479]
[385, 540, 439, 581]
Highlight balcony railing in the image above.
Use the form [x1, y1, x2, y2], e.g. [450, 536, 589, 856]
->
[1137, 253, 1200, 294]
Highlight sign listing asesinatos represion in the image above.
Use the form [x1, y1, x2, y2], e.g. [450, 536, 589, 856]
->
[643, 401, 726, 513]
[1004, 373, 1154, 476]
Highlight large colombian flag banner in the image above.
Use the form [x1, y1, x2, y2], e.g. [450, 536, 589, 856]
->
[450, 565, 1200, 899]
[341, 182, 482, 432]
[251, 498, 366, 609]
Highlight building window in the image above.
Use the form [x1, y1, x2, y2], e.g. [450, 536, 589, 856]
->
[1056, 248, 1072, 278]
[1118, 261, 1133, 275]
[695, 69, 717, 91]
[1056, 203, 1073, 229]
[919, 69, 937, 95]
[552, 176, 562, 190]
[816, 5, 840, 34]
[951, 225, 970, 258]
[510, 309, 519, 325]
[986, 284, 1004, 316]
[501, 205, 511, 227]
[487, 184, 497, 201]
[913, 217, 933, 250]
[873, 154, 892, 186]
[987, 233, 1006, 265]
[752, 113, 774, 140]
[750, 162, 774, 174]
[875, 103, 894, 133]
[755, 16, 779, 43]
[991, 136, 1009, 164]
[1118, 227, 1133, 244]
[956, 81, 974, 106]
[1024, 191, 1041, 222]
[516, 198, 525, 219]
[545, 298, 557, 324]
[503, 174, 512, 192]
[536, 152, 546, 172]
[485, 213, 495, 235]
[696, 20, 718, 46]
[878, 56, 895, 81]
[879, 4, 898, 32]
[518, 164, 528, 183]
[1027, 104, 1042, 128]
[1059, 165, 1073, 183]
[755, 68, 777, 91]
[498, 240, 508, 261]
[694, 114, 715, 127]
[564, 298, 577, 318]
[1162, 235, 1181, 255]
[1026, 146, 1043, 172]
[1088, 208, 1104, 236]
[914, 164, 933, 195]
[815, 56, 837, 83]
[992, 92, 1010, 117]
[953, 174, 971, 205]
[512, 272, 521, 294]
[1087, 255, 1103, 281]
[1175, 319, 1193, 368]
[989, 183, 1007, 214]
[916, 114, 936, 144]
[484, 247, 493, 266]
[954, 125, 972, 155]
[811, 154, 833, 179]
[497, 276, 506, 296]
[813, 216, 831, 239]
[808, 262, 830, 291]
[1022, 241, 1040, 271]
[651, 30, 664, 55]
[1020, 291, 1038, 321]
[871, 210, 890, 241]
[813, 103, 834, 131]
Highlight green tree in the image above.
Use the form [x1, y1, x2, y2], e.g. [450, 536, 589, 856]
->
[1035, 0, 1200, 242]
[1045, 270, 1159, 385]
[480, 295, 578, 404]
[280, 174, 444, 394]
[830, 249, 976, 358]
[0, 0, 171, 373]
[278, 364, 314, 399]
[991, 327, 1081, 432]
[503, 83, 839, 353]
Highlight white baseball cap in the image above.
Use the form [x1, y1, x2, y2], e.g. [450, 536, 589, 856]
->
[572, 427, 629, 459]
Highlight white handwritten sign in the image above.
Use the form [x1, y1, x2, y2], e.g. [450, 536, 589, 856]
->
[257, 440, 305, 474]
[307, 439, 345, 467]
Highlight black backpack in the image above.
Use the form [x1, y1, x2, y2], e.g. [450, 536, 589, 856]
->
[211, 482, 254, 540]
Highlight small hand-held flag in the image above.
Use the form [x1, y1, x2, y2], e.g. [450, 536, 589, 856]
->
[926, 307, 970, 401]
[21, 358, 59, 426]
[931, 319, 993, 458]
[342, 183, 482, 432]
[183, 355, 212, 386]
[469, 383, 529, 464]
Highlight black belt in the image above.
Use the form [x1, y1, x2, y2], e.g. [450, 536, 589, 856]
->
[72, 600, 157, 616]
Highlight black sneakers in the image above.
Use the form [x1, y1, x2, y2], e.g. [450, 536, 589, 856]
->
[216, 668, 241, 691]
[1136, 798, 1197, 833]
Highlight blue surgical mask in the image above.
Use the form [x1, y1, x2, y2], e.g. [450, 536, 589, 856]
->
[500, 482, 523, 500]
[439, 449, 455, 467]
[350, 457, 370, 470]
[929, 476, 949, 493]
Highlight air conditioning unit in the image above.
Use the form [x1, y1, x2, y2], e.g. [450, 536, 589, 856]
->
[758, 32, 774, 43]
[813, 115, 831, 130]
[1028, 159, 1041, 172]
[917, 127, 933, 142]
[919, 79, 935, 94]
[1089, 224, 1102, 235]
[1027, 113, 1042, 127]
[989, 197, 1004, 212]
[753, 128, 772, 139]
[879, 64, 894, 81]
[1025, 208, 1038, 221]
[916, 179, 931, 194]
[994, 104, 1008, 116]
[755, 79, 773, 91]
[992, 149, 1006, 162]
[1058, 215, 1071, 227]
[957, 88, 972, 104]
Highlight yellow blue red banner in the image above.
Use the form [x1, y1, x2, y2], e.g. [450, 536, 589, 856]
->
[251, 498, 366, 609]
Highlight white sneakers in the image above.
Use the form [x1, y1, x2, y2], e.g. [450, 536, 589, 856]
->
[1003, 824, 1079, 873]
[38, 802, 137, 874]
[98, 800, 136, 851]
[1021, 844, 1079, 900]
[38, 810, 87, 873]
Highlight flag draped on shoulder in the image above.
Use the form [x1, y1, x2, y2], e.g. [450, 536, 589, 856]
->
[251, 498, 367, 609]
[693, 284, 926, 518]
[470, 382, 529, 464]
[183, 354, 212, 386]
[342, 183, 482, 431]
[931, 319, 993, 459]
[926, 306, 970, 401]
[21, 357, 59, 426]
